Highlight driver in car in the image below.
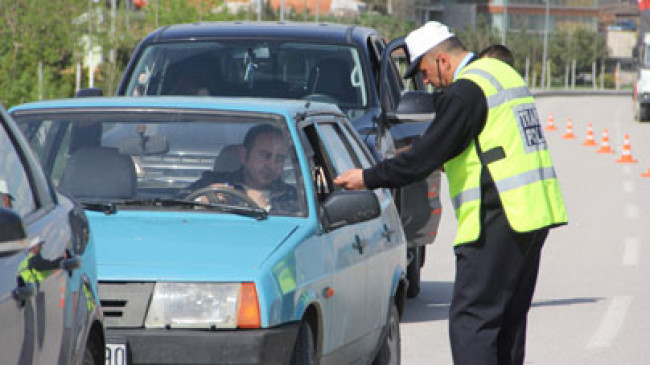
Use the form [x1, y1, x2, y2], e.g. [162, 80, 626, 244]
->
[184, 124, 298, 214]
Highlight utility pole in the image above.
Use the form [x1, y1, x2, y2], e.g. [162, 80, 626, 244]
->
[280, 0, 285, 21]
[88, 0, 94, 88]
[541, 0, 550, 89]
[502, 0, 508, 45]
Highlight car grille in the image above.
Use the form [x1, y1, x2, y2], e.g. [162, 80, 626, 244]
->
[98, 282, 155, 328]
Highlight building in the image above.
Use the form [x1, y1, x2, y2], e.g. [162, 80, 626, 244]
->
[267, 0, 365, 16]
[412, 0, 638, 35]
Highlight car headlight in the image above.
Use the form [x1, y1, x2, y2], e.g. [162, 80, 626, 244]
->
[144, 282, 259, 329]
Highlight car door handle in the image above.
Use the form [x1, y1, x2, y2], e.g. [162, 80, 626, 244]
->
[13, 282, 37, 302]
[382, 224, 396, 242]
[352, 235, 366, 254]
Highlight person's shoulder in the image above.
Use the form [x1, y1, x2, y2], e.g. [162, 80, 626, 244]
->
[443, 78, 485, 104]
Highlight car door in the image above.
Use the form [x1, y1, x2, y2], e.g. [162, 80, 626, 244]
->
[300, 116, 374, 362]
[335, 117, 404, 335]
[0, 111, 38, 365]
[0, 108, 72, 364]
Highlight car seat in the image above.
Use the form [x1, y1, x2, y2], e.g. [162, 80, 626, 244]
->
[213, 145, 242, 172]
[307, 58, 358, 104]
[59, 147, 137, 200]
[161, 57, 220, 96]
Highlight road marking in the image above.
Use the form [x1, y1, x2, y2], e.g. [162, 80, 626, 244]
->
[622, 166, 632, 175]
[622, 237, 640, 266]
[586, 296, 632, 349]
[622, 180, 635, 193]
[624, 204, 640, 219]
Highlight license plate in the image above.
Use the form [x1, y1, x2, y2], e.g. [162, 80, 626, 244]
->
[105, 343, 127, 365]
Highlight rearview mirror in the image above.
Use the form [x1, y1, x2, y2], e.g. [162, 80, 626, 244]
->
[118, 135, 170, 155]
[321, 190, 380, 231]
[76, 88, 104, 98]
[0, 207, 28, 253]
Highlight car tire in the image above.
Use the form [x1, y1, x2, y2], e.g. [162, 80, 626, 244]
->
[372, 301, 401, 365]
[418, 245, 426, 268]
[406, 247, 421, 298]
[82, 334, 103, 365]
[641, 105, 650, 122]
[290, 320, 316, 365]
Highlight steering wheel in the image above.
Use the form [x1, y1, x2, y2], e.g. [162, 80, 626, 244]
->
[302, 93, 339, 104]
[184, 186, 262, 210]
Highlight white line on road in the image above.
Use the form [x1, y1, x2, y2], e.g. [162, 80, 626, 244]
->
[622, 180, 635, 193]
[624, 204, 640, 219]
[586, 296, 633, 349]
[622, 237, 640, 266]
[622, 166, 632, 175]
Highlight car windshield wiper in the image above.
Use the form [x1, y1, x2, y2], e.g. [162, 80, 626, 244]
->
[116, 198, 268, 220]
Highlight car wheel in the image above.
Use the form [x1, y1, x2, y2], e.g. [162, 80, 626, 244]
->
[418, 245, 426, 268]
[641, 105, 650, 122]
[81, 334, 103, 365]
[372, 301, 401, 365]
[290, 320, 315, 365]
[406, 247, 421, 298]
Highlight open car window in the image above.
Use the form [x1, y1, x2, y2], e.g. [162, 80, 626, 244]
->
[125, 41, 369, 110]
[14, 110, 307, 217]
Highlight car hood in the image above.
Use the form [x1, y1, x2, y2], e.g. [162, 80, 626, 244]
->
[88, 211, 300, 282]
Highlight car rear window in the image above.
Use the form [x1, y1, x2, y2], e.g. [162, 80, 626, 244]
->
[124, 41, 368, 109]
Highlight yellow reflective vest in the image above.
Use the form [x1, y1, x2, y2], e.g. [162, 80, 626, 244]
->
[443, 58, 567, 246]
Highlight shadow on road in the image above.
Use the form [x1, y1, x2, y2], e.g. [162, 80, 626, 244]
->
[401, 283, 603, 324]
[531, 297, 603, 308]
[401, 281, 453, 323]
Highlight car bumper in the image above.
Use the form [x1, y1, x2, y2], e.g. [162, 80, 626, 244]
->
[106, 322, 300, 364]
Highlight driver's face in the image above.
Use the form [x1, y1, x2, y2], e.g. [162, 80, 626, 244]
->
[242, 132, 288, 189]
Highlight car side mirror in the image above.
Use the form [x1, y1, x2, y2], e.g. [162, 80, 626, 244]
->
[76, 88, 104, 98]
[0, 207, 28, 253]
[321, 190, 380, 231]
[385, 90, 436, 124]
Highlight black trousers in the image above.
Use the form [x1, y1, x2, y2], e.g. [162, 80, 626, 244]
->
[449, 216, 549, 365]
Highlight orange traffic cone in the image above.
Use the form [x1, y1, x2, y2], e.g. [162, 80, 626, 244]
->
[545, 114, 557, 131]
[582, 123, 597, 146]
[596, 129, 614, 154]
[561, 118, 576, 139]
[641, 162, 650, 177]
[616, 134, 637, 163]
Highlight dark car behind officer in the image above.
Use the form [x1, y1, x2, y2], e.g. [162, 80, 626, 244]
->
[334, 21, 568, 365]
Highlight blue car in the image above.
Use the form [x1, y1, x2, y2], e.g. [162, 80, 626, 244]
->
[0, 104, 105, 364]
[11, 97, 408, 365]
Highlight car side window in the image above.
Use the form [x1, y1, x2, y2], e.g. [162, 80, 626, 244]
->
[0, 118, 37, 217]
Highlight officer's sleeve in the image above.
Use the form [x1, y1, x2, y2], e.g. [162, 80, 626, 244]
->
[363, 79, 487, 189]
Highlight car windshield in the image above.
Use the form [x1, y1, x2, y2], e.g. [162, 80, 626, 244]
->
[14, 109, 307, 217]
[124, 41, 368, 110]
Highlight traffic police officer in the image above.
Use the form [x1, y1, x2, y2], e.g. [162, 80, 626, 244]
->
[334, 21, 567, 365]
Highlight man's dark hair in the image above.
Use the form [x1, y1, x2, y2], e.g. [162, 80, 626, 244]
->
[479, 44, 515, 67]
[437, 37, 467, 54]
[243, 124, 284, 151]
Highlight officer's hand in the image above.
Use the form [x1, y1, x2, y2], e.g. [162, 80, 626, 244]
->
[333, 169, 366, 190]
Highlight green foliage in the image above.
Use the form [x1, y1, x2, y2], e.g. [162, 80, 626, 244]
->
[0, 0, 612, 108]
[454, 15, 501, 55]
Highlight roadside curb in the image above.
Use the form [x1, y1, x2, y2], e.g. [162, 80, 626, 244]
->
[532, 90, 633, 98]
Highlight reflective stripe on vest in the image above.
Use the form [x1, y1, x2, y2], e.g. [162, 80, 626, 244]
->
[462, 68, 532, 108]
[451, 166, 557, 210]
[445, 58, 567, 245]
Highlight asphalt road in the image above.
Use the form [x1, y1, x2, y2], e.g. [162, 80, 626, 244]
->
[400, 94, 650, 364]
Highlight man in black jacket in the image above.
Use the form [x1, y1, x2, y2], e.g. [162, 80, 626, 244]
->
[185, 124, 298, 214]
[335, 21, 567, 365]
